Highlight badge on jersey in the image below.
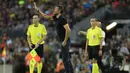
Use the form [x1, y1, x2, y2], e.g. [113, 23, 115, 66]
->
[93, 35, 96, 39]
[37, 33, 41, 39]
[37, 33, 40, 36]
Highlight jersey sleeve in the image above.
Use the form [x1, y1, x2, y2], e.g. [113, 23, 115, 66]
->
[98, 28, 103, 38]
[42, 25, 47, 35]
[27, 26, 31, 36]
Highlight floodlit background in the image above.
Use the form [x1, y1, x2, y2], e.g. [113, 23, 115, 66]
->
[0, 0, 130, 73]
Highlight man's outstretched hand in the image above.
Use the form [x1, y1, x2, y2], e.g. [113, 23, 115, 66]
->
[33, 2, 39, 11]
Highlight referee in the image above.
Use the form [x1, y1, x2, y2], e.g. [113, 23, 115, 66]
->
[34, 3, 74, 73]
[27, 14, 47, 73]
[84, 18, 104, 72]
[79, 21, 106, 50]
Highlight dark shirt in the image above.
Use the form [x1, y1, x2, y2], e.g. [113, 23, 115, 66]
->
[53, 15, 70, 41]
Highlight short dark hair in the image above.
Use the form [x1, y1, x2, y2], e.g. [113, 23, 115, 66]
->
[32, 14, 39, 18]
[90, 17, 98, 21]
[57, 5, 64, 14]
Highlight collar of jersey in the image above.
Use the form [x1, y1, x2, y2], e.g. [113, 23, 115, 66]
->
[32, 24, 40, 27]
[90, 26, 98, 29]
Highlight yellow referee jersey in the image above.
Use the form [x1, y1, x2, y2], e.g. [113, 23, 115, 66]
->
[86, 26, 103, 46]
[27, 24, 47, 44]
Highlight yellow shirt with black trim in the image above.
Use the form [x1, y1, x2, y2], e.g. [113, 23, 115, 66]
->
[27, 23, 47, 44]
[86, 26, 103, 46]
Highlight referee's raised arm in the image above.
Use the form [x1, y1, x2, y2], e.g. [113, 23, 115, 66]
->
[33, 2, 53, 20]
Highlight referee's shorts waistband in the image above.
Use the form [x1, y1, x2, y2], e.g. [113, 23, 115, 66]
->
[88, 45, 100, 47]
[32, 44, 44, 45]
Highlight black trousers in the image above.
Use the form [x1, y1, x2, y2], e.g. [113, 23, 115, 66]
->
[60, 40, 74, 73]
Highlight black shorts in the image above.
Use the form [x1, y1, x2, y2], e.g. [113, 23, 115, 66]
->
[87, 45, 100, 60]
[30, 44, 44, 58]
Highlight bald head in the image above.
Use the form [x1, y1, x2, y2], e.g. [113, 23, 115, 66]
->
[97, 21, 101, 27]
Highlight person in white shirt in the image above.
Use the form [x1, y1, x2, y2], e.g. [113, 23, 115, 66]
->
[96, 21, 105, 47]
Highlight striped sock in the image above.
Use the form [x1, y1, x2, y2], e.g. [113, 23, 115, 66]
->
[37, 61, 43, 73]
[29, 63, 35, 73]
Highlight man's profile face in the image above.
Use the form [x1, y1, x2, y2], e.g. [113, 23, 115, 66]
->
[53, 6, 60, 15]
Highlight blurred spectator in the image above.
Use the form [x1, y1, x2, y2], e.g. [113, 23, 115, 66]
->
[0, 0, 106, 30]
[55, 59, 65, 73]
[120, 43, 129, 56]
